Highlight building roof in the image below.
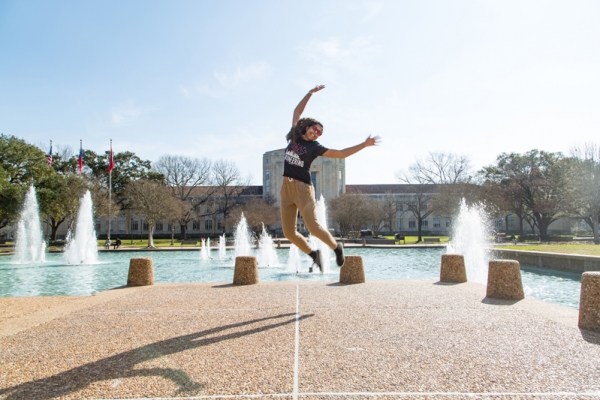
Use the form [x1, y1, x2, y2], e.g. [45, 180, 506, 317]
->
[345, 184, 439, 195]
[170, 185, 263, 197]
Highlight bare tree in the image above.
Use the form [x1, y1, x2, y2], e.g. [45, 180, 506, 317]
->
[164, 197, 190, 245]
[123, 179, 174, 248]
[380, 192, 398, 235]
[395, 169, 436, 242]
[568, 143, 600, 244]
[410, 152, 472, 185]
[407, 152, 475, 231]
[329, 193, 373, 238]
[153, 155, 214, 240]
[229, 198, 280, 239]
[213, 159, 250, 232]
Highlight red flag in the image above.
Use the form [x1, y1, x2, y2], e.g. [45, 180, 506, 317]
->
[77, 140, 83, 174]
[108, 142, 114, 174]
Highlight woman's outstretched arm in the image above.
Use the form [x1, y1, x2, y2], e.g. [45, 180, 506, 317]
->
[323, 135, 381, 159]
[292, 85, 325, 126]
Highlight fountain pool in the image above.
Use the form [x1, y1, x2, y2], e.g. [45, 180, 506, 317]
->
[0, 248, 582, 309]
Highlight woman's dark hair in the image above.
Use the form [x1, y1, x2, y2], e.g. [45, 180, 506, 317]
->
[286, 118, 323, 144]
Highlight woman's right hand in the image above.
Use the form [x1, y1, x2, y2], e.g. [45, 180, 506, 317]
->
[309, 85, 325, 94]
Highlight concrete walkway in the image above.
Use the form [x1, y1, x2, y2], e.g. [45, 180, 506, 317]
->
[1, 280, 599, 399]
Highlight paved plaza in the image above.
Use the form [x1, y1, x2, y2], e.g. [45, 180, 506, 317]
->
[1, 280, 599, 399]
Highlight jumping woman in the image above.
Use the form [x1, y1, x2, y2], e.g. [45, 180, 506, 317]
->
[281, 85, 381, 272]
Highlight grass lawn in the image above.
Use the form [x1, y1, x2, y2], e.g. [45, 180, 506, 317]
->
[381, 235, 450, 245]
[499, 243, 600, 256]
[96, 239, 201, 248]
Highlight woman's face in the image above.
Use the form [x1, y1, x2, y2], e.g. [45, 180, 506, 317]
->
[304, 124, 323, 141]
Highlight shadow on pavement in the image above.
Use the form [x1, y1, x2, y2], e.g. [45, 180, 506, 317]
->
[0, 312, 313, 399]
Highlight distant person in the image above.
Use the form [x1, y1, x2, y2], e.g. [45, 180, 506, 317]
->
[281, 85, 380, 272]
[104, 238, 111, 250]
[115, 238, 122, 249]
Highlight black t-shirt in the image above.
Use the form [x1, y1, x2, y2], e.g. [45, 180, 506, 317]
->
[283, 138, 329, 185]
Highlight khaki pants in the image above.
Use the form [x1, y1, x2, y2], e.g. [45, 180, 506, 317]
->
[280, 178, 337, 255]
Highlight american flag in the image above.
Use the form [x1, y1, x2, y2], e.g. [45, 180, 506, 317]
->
[47, 141, 53, 167]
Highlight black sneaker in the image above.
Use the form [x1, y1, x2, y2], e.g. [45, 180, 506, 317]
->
[309, 250, 323, 273]
[334, 243, 345, 267]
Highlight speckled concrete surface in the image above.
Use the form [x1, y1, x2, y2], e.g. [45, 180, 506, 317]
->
[1, 280, 599, 399]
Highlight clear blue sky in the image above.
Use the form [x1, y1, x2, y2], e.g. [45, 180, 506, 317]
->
[1, 0, 599, 184]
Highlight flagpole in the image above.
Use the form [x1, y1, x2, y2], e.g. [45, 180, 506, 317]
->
[108, 139, 112, 242]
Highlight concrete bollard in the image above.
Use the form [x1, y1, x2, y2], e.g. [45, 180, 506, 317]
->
[578, 272, 600, 332]
[233, 256, 259, 285]
[440, 254, 467, 283]
[127, 257, 154, 286]
[486, 259, 524, 300]
[339, 255, 365, 284]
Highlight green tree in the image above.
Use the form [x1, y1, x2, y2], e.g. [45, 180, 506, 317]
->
[0, 134, 52, 228]
[37, 174, 88, 240]
[65, 150, 164, 211]
[481, 150, 570, 240]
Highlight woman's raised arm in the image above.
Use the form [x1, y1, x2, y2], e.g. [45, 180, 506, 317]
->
[323, 135, 381, 159]
[292, 85, 325, 126]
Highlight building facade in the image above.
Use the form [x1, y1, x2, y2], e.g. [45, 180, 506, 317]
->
[25, 148, 577, 240]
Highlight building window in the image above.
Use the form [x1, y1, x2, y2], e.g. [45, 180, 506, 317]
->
[217, 220, 223, 230]
[156, 222, 163, 231]
[396, 202, 404, 211]
[131, 220, 139, 231]
[193, 220, 200, 230]
[495, 219, 503, 229]
[142, 222, 148, 231]
[265, 170, 270, 197]
[507, 215, 515, 229]
[96, 220, 101, 232]
[409, 219, 416, 228]
[205, 219, 213, 231]
[433, 218, 440, 228]
[118, 218, 125, 232]
[422, 220, 428, 227]
[446, 219, 450, 228]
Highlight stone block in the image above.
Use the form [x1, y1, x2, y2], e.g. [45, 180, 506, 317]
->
[578, 272, 600, 332]
[233, 256, 259, 285]
[339, 255, 365, 284]
[440, 254, 467, 283]
[486, 259, 524, 300]
[127, 257, 154, 287]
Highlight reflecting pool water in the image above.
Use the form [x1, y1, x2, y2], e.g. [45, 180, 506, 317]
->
[0, 248, 582, 309]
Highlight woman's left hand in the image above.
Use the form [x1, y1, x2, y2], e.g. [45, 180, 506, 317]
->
[364, 135, 381, 147]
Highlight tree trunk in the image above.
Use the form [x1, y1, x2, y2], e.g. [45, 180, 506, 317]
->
[417, 219, 423, 243]
[49, 217, 65, 241]
[170, 224, 175, 245]
[536, 215, 549, 240]
[51, 224, 59, 241]
[148, 226, 155, 248]
[593, 209, 599, 245]
[180, 224, 187, 240]
[519, 217, 524, 239]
